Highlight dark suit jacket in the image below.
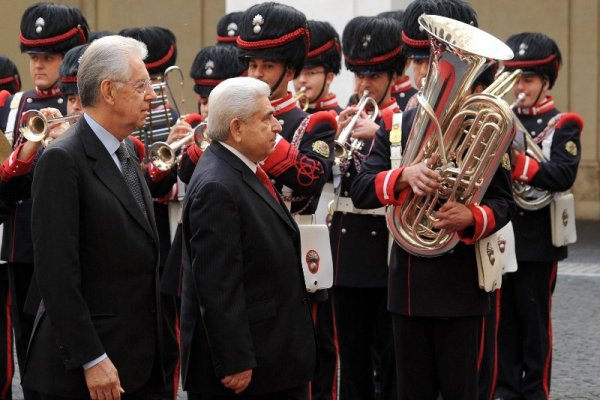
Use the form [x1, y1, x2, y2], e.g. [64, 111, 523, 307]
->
[23, 117, 170, 397]
[180, 141, 316, 396]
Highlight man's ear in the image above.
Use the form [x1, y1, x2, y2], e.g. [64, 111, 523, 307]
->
[325, 72, 335, 87]
[100, 80, 116, 105]
[229, 118, 243, 143]
[285, 67, 296, 82]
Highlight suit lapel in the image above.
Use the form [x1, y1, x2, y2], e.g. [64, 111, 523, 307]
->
[211, 142, 297, 232]
[78, 119, 156, 240]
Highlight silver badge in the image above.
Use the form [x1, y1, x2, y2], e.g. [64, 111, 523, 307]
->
[35, 17, 45, 34]
[205, 60, 215, 76]
[252, 14, 264, 34]
[227, 22, 238, 37]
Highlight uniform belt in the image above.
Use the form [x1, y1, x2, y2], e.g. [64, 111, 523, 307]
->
[294, 214, 315, 225]
[333, 196, 386, 216]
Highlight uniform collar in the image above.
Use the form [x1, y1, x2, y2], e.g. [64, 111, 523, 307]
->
[379, 98, 400, 116]
[516, 96, 555, 116]
[309, 94, 339, 111]
[271, 92, 297, 116]
[34, 83, 62, 98]
[392, 76, 413, 94]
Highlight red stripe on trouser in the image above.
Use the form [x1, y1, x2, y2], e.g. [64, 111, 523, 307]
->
[542, 261, 558, 398]
[308, 303, 318, 400]
[489, 290, 501, 400]
[330, 298, 340, 400]
[1, 291, 13, 398]
[172, 310, 181, 400]
[477, 316, 486, 370]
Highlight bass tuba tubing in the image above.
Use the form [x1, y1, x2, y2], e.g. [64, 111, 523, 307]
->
[385, 14, 517, 257]
[334, 90, 379, 165]
[509, 93, 554, 210]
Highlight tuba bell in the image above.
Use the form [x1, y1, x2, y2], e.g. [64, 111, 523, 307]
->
[385, 15, 517, 257]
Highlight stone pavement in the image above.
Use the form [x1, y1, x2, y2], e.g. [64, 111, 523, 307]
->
[10, 220, 600, 399]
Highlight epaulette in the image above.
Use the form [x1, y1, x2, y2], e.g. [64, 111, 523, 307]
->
[381, 107, 395, 132]
[556, 112, 584, 133]
[129, 135, 146, 161]
[306, 110, 337, 132]
[0, 90, 11, 108]
[184, 112, 204, 127]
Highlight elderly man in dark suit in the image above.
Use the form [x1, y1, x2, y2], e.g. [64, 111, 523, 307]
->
[181, 76, 316, 400]
[24, 35, 175, 400]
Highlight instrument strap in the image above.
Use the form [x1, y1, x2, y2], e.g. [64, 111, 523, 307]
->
[389, 112, 403, 169]
[5, 91, 24, 146]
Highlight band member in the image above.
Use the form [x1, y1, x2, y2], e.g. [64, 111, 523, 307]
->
[376, 10, 418, 110]
[495, 33, 583, 400]
[293, 20, 343, 115]
[25, 35, 176, 400]
[216, 11, 243, 46]
[330, 15, 405, 400]
[0, 5, 88, 399]
[181, 76, 316, 399]
[291, 19, 343, 400]
[0, 54, 21, 400]
[350, 1, 515, 399]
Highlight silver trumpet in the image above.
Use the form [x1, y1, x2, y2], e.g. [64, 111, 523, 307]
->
[334, 90, 379, 165]
[149, 122, 209, 171]
[19, 109, 81, 143]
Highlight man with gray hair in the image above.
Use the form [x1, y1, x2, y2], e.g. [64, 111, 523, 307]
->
[24, 35, 175, 400]
[180, 76, 317, 399]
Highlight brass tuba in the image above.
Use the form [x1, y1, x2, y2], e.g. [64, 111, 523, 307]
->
[510, 94, 554, 210]
[385, 15, 517, 257]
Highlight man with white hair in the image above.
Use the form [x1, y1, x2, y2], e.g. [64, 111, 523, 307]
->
[24, 35, 175, 400]
[181, 76, 316, 399]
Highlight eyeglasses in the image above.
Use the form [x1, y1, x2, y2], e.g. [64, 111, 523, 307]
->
[115, 78, 152, 94]
[300, 69, 326, 78]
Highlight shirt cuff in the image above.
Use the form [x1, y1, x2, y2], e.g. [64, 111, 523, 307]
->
[82, 353, 108, 370]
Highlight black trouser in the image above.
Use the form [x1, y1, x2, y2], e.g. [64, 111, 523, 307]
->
[0, 265, 13, 400]
[334, 286, 396, 400]
[309, 292, 338, 400]
[495, 261, 557, 400]
[393, 314, 483, 400]
[479, 290, 500, 400]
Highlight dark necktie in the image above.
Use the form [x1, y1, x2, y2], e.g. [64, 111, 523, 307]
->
[116, 142, 148, 217]
[256, 166, 279, 202]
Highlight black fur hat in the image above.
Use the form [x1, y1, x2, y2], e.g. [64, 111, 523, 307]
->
[236, 2, 309, 78]
[503, 32, 562, 89]
[216, 11, 243, 46]
[472, 60, 498, 90]
[58, 44, 87, 95]
[88, 31, 114, 42]
[377, 9, 405, 23]
[342, 16, 404, 75]
[190, 45, 247, 98]
[20, 2, 89, 54]
[401, 0, 478, 59]
[119, 26, 177, 76]
[304, 20, 341, 75]
[0, 56, 21, 94]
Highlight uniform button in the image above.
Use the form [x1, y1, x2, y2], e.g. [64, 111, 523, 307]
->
[537, 118, 543, 124]
[57, 98, 64, 104]
[341, 228, 347, 234]
[370, 231, 377, 236]
[343, 191, 348, 196]
[345, 172, 351, 178]
[531, 131, 536, 136]
[519, 211, 525, 216]
[448, 249, 455, 254]
[278, 119, 285, 126]
[270, 179, 276, 184]
[400, 92, 405, 98]
[327, 222, 331, 228]
[27, 98, 33, 103]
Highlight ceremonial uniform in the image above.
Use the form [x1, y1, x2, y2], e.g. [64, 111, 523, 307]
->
[495, 32, 582, 400]
[215, 11, 243, 46]
[0, 7, 88, 398]
[351, 107, 514, 399]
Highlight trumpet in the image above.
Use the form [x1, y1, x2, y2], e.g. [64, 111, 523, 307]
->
[149, 122, 210, 171]
[333, 90, 379, 165]
[293, 86, 310, 111]
[19, 109, 81, 143]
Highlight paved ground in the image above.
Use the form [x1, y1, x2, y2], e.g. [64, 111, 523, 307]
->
[10, 220, 600, 399]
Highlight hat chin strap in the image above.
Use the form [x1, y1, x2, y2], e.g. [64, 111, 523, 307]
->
[270, 68, 288, 98]
[376, 73, 393, 105]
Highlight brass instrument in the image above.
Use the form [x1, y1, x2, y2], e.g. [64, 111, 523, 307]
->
[385, 14, 517, 257]
[510, 93, 554, 210]
[293, 86, 310, 111]
[19, 109, 81, 143]
[149, 122, 210, 171]
[334, 90, 379, 165]
[137, 66, 186, 148]
[0, 131, 11, 163]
